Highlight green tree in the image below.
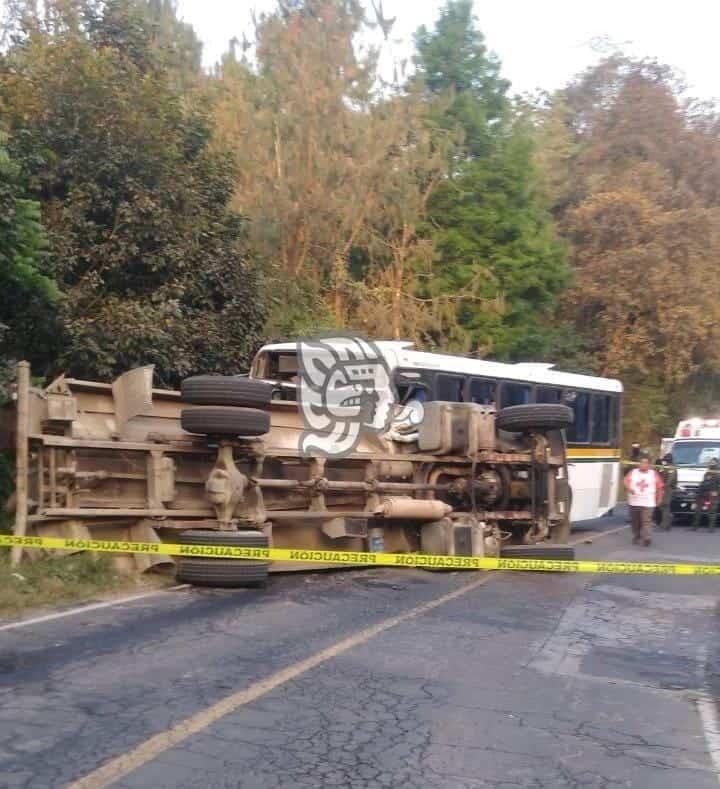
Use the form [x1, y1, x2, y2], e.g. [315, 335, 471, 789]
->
[1, 0, 265, 385]
[536, 55, 720, 445]
[0, 134, 58, 401]
[213, 0, 378, 335]
[213, 0, 462, 345]
[414, 0, 568, 359]
[414, 0, 508, 158]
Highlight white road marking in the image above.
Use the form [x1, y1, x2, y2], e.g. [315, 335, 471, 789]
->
[0, 585, 189, 633]
[697, 695, 720, 783]
[68, 574, 494, 789]
[696, 647, 720, 784]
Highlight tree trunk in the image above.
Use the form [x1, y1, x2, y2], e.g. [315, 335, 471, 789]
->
[392, 252, 403, 340]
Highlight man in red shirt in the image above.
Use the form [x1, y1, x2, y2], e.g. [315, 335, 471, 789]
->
[624, 453, 665, 546]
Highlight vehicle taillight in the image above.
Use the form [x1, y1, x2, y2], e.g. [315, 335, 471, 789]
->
[680, 427, 691, 437]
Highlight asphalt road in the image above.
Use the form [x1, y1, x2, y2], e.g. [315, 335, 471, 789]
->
[1, 513, 719, 788]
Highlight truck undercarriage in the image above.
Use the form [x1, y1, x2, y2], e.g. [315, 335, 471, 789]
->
[2, 364, 573, 586]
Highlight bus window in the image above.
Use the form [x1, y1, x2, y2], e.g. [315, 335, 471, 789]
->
[592, 394, 611, 444]
[536, 386, 562, 404]
[436, 374, 465, 402]
[396, 370, 433, 404]
[469, 378, 496, 405]
[565, 390, 590, 443]
[500, 382, 531, 408]
[609, 395, 620, 444]
[396, 381, 428, 405]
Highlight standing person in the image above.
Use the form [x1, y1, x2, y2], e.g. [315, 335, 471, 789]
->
[624, 453, 664, 546]
[692, 457, 720, 532]
[656, 453, 677, 531]
[624, 443, 643, 526]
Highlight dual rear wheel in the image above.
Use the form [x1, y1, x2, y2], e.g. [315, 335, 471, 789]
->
[180, 375, 272, 437]
[178, 376, 273, 587]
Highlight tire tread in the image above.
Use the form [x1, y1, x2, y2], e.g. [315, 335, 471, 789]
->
[181, 406, 270, 437]
[496, 404, 574, 432]
[500, 544, 575, 560]
[181, 376, 272, 408]
[176, 529, 270, 588]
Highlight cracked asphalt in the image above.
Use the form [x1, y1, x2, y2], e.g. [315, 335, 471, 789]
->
[1, 513, 719, 788]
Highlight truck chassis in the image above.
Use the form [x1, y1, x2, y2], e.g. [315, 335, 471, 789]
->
[2, 364, 573, 585]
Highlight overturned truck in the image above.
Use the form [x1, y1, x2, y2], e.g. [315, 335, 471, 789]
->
[3, 349, 574, 587]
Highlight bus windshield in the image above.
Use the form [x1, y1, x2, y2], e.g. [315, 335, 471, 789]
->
[672, 441, 720, 466]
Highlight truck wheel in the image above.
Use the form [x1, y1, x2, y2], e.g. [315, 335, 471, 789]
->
[181, 406, 270, 437]
[176, 529, 270, 588]
[181, 376, 273, 408]
[500, 544, 576, 561]
[496, 404, 574, 432]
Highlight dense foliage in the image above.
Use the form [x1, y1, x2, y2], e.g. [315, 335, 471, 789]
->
[0, 135, 56, 401]
[532, 56, 720, 445]
[414, 0, 568, 359]
[1, 0, 718, 446]
[1, 0, 265, 385]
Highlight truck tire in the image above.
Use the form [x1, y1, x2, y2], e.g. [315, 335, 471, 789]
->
[496, 404, 574, 432]
[176, 529, 270, 588]
[500, 544, 576, 561]
[181, 406, 270, 437]
[181, 376, 272, 408]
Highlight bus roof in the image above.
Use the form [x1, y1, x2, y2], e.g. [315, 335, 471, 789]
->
[255, 341, 623, 393]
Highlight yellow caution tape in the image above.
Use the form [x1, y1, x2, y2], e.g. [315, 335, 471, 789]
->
[1, 534, 719, 575]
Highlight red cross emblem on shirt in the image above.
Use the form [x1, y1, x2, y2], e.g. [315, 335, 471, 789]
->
[636, 477, 650, 492]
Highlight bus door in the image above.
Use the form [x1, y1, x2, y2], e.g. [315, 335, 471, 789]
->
[563, 390, 620, 521]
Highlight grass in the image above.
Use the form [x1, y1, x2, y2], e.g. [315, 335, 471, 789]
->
[1, 453, 175, 616]
[0, 552, 171, 617]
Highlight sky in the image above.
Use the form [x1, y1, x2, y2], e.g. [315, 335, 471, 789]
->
[176, 0, 720, 101]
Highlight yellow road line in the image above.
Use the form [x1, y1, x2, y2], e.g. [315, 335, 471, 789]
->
[68, 521, 630, 787]
[67, 522, 630, 788]
[68, 574, 493, 789]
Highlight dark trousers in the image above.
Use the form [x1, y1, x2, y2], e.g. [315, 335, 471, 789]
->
[629, 506, 653, 542]
[693, 493, 720, 530]
[657, 502, 672, 530]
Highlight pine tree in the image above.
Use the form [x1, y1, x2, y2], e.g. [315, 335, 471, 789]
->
[414, 0, 568, 359]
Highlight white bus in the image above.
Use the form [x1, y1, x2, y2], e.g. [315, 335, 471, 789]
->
[251, 340, 623, 523]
